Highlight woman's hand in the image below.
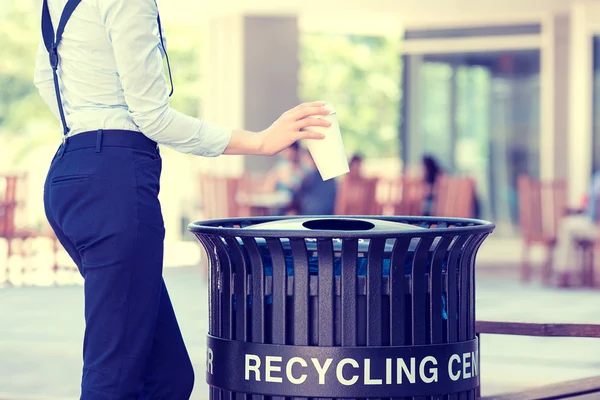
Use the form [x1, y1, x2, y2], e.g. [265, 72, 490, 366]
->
[223, 102, 331, 156]
[257, 101, 331, 156]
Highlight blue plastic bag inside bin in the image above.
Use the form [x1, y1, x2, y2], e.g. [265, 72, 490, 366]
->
[243, 238, 445, 277]
[227, 237, 451, 320]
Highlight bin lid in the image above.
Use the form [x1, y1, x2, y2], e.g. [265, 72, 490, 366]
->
[245, 217, 424, 233]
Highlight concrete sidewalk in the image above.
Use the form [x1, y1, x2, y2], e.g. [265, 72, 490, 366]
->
[2, 265, 600, 399]
[0, 267, 209, 400]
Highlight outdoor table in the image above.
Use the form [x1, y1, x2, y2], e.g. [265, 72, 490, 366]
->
[235, 192, 291, 216]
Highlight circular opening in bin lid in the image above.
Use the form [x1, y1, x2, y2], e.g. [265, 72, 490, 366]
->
[302, 219, 374, 231]
[244, 217, 423, 232]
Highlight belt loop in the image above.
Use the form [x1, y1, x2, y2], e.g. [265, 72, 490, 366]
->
[96, 129, 103, 152]
[58, 135, 67, 159]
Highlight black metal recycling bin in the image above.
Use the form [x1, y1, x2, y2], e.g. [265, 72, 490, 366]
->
[188, 216, 494, 399]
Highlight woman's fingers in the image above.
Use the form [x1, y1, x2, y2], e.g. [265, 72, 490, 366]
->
[291, 101, 326, 112]
[292, 106, 330, 120]
[297, 129, 326, 140]
[296, 117, 331, 130]
[284, 102, 327, 117]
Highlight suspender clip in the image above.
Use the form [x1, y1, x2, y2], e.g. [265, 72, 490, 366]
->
[49, 47, 59, 70]
[57, 135, 67, 159]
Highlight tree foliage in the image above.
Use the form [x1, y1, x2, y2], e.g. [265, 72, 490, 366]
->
[299, 33, 402, 159]
[161, 25, 203, 118]
[0, 8, 58, 134]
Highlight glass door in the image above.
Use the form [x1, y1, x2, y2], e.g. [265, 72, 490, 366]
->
[593, 36, 600, 173]
[401, 50, 540, 225]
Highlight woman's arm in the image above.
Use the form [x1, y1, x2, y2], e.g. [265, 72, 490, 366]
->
[98, 0, 329, 157]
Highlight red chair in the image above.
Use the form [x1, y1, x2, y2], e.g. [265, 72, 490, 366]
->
[0, 174, 59, 285]
[517, 175, 567, 284]
[377, 176, 427, 216]
[432, 174, 476, 219]
[335, 176, 379, 215]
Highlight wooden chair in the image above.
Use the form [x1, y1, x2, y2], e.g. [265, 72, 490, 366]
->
[0, 174, 59, 285]
[517, 176, 567, 284]
[335, 176, 379, 215]
[478, 320, 600, 399]
[432, 174, 476, 218]
[377, 176, 426, 216]
[198, 174, 246, 219]
[235, 174, 281, 217]
[197, 174, 252, 278]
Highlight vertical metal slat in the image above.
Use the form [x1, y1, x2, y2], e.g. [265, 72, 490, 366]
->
[429, 237, 452, 400]
[266, 238, 288, 400]
[390, 237, 412, 347]
[266, 238, 287, 344]
[468, 233, 489, 400]
[341, 238, 358, 346]
[411, 237, 434, 346]
[212, 236, 235, 400]
[290, 238, 310, 346]
[411, 236, 434, 400]
[224, 237, 250, 400]
[341, 238, 358, 400]
[444, 235, 471, 400]
[459, 236, 481, 400]
[317, 238, 335, 346]
[241, 238, 265, 344]
[242, 238, 266, 400]
[317, 239, 335, 400]
[201, 236, 222, 400]
[367, 238, 386, 400]
[367, 238, 386, 346]
[390, 237, 412, 400]
[213, 237, 233, 340]
[290, 238, 309, 400]
[430, 237, 452, 345]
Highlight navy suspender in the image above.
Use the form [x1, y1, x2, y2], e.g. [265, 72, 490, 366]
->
[41, 0, 174, 137]
[157, 13, 174, 98]
[41, 0, 81, 136]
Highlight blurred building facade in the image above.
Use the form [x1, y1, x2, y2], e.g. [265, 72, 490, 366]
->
[187, 0, 600, 232]
[6, 0, 600, 240]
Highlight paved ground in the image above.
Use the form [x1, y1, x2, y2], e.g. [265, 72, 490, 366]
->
[1, 261, 600, 399]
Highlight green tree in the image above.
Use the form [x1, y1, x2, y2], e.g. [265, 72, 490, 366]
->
[0, 8, 59, 133]
[299, 33, 402, 159]
[0, 7, 60, 167]
[161, 24, 203, 118]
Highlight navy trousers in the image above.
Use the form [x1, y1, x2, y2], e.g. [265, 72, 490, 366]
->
[43, 130, 194, 400]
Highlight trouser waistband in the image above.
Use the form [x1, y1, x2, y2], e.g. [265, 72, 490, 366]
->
[60, 130, 158, 154]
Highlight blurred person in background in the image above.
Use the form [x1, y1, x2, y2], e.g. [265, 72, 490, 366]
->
[35, 0, 330, 398]
[260, 142, 304, 213]
[420, 154, 480, 218]
[422, 154, 443, 216]
[348, 154, 364, 180]
[293, 146, 337, 215]
[554, 171, 600, 287]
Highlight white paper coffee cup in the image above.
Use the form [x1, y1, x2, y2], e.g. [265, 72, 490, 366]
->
[302, 104, 349, 181]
